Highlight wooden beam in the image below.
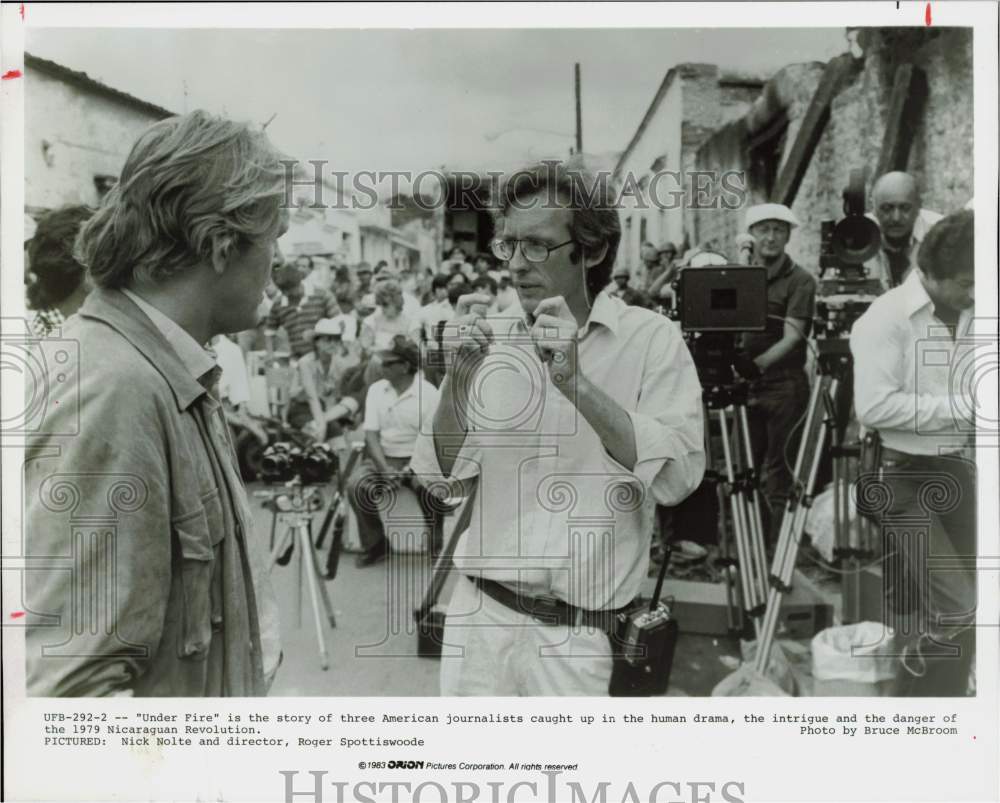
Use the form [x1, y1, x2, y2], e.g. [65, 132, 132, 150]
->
[772, 54, 858, 207]
[876, 64, 929, 177]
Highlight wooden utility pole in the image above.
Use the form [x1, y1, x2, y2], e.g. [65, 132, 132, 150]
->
[574, 63, 583, 154]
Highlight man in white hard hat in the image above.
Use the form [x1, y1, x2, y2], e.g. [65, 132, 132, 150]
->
[733, 203, 817, 544]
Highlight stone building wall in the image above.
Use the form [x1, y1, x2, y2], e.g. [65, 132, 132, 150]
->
[688, 27, 974, 270]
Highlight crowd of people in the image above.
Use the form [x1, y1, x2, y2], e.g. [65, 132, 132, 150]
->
[21, 105, 977, 699]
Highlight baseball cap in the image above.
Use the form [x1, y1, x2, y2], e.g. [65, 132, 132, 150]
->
[745, 203, 799, 231]
[375, 334, 419, 368]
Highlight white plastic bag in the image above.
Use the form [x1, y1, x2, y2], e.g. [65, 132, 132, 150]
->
[811, 622, 897, 695]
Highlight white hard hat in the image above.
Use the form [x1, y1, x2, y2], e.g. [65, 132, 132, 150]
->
[745, 203, 799, 231]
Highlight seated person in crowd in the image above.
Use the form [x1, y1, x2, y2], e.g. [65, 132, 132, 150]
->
[25, 205, 95, 337]
[416, 275, 457, 387]
[360, 280, 417, 386]
[213, 332, 268, 445]
[373, 262, 421, 319]
[354, 262, 374, 296]
[415, 274, 455, 343]
[495, 269, 517, 312]
[265, 263, 341, 360]
[347, 336, 444, 567]
[288, 317, 364, 441]
[360, 279, 415, 353]
[333, 289, 362, 339]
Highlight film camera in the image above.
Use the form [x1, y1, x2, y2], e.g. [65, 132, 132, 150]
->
[260, 441, 339, 485]
[815, 169, 884, 353]
[670, 265, 768, 397]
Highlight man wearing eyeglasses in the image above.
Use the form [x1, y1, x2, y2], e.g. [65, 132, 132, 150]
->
[411, 158, 705, 696]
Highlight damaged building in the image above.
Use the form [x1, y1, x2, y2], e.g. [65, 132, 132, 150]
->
[616, 27, 974, 271]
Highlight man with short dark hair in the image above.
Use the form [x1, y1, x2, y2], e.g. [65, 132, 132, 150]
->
[25, 205, 94, 337]
[412, 158, 704, 695]
[264, 263, 341, 359]
[355, 262, 374, 295]
[850, 209, 976, 696]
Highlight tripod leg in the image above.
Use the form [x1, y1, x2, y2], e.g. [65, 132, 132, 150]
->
[706, 407, 741, 633]
[718, 408, 761, 640]
[756, 378, 840, 672]
[297, 523, 331, 670]
[312, 539, 338, 629]
[268, 526, 292, 567]
[736, 403, 769, 609]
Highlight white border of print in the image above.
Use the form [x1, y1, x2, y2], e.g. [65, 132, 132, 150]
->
[2, 4, 997, 803]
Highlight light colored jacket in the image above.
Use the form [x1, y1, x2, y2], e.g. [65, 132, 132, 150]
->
[24, 288, 279, 696]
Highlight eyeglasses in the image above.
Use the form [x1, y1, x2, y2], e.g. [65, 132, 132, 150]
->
[490, 238, 574, 264]
[380, 359, 406, 368]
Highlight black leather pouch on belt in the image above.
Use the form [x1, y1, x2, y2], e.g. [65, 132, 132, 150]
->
[608, 548, 679, 697]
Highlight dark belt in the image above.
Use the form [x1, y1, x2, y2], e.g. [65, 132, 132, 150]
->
[468, 576, 627, 634]
[880, 445, 967, 463]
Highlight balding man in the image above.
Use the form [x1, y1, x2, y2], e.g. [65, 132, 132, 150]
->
[866, 172, 942, 289]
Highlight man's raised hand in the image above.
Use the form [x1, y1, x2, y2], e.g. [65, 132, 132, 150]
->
[441, 293, 495, 385]
[530, 296, 579, 390]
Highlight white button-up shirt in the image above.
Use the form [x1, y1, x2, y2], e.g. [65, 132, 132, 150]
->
[850, 270, 979, 456]
[364, 375, 441, 458]
[411, 292, 705, 610]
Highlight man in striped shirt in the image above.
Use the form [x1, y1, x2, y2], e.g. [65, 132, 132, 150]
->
[264, 263, 341, 359]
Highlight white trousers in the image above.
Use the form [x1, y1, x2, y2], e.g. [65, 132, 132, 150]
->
[439, 576, 613, 696]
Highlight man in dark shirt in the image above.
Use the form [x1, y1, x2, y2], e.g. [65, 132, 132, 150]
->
[735, 203, 817, 544]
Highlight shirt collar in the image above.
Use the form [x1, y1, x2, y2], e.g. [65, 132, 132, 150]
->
[581, 291, 622, 336]
[77, 288, 209, 411]
[384, 376, 420, 402]
[121, 288, 217, 381]
[898, 269, 934, 318]
[766, 253, 793, 282]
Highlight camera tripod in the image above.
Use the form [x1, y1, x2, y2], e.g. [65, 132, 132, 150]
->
[753, 345, 874, 672]
[703, 380, 770, 640]
[260, 482, 338, 671]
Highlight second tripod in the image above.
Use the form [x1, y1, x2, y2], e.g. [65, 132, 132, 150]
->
[703, 381, 770, 641]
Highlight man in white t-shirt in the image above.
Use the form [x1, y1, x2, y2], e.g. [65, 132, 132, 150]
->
[346, 335, 444, 566]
